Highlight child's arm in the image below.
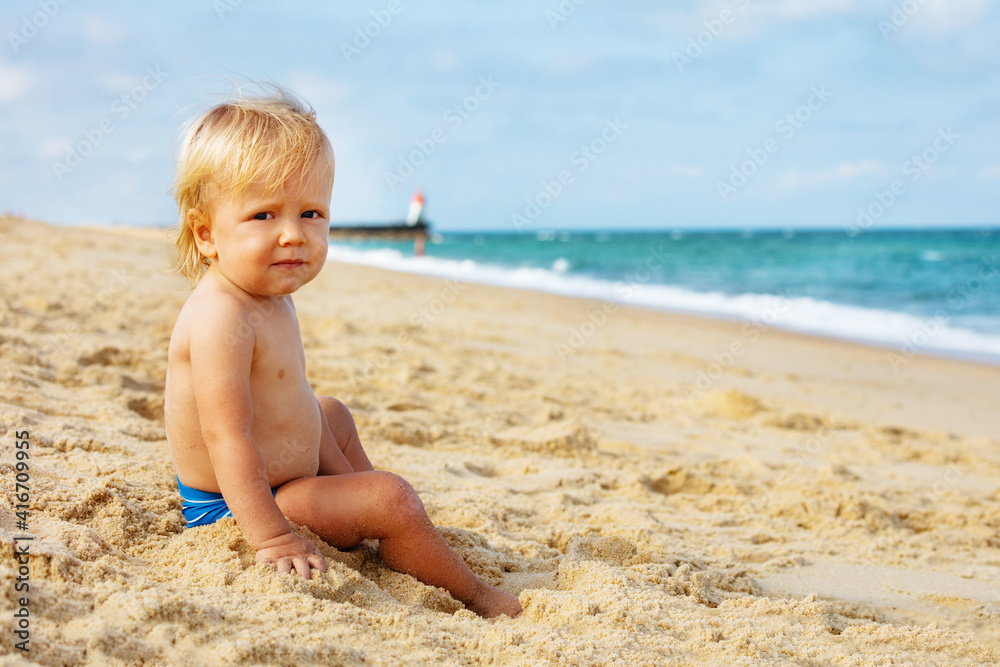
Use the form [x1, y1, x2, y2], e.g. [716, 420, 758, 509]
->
[189, 298, 325, 578]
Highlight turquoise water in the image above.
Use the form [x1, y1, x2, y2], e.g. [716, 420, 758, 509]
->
[329, 228, 1000, 363]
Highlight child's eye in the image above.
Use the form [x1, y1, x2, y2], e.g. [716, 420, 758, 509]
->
[251, 212, 273, 221]
[302, 210, 324, 219]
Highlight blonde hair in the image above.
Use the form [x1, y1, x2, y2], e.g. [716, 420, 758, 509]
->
[170, 85, 334, 284]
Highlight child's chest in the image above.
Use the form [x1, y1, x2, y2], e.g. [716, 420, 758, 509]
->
[250, 307, 308, 382]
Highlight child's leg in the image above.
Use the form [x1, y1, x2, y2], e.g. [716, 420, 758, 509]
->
[274, 472, 522, 618]
[317, 396, 374, 474]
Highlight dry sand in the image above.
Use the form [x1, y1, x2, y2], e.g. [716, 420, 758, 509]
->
[1, 216, 999, 666]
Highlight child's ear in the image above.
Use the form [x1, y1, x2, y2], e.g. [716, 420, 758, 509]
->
[188, 209, 217, 259]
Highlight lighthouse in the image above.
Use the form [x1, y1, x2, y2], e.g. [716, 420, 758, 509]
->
[327, 188, 430, 256]
[406, 190, 425, 226]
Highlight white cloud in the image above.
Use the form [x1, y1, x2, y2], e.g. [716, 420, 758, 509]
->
[905, 0, 992, 37]
[544, 53, 601, 77]
[0, 59, 32, 104]
[80, 14, 129, 45]
[429, 49, 461, 74]
[775, 159, 884, 191]
[977, 164, 1000, 180]
[756, 0, 859, 20]
[883, 0, 1000, 71]
[650, 0, 864, 38]
[39, 139, 70, 160]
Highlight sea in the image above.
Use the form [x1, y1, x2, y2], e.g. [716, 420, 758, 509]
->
[327, 228, 1000, 365]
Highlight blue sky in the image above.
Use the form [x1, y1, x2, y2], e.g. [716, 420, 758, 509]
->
[1, 0, 998, 231]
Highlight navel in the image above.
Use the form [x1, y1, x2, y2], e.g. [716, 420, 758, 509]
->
[278, 368, 285, 379]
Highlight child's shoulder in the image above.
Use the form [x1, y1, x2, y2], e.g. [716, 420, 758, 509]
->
[176, 277, 260, 341]
[184, 276, 244, 314]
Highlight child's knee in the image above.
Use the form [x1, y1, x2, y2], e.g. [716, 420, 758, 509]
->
[317, 395, 345, 412]
[318, 395, 354, 424]
[375, 472, 426, 522]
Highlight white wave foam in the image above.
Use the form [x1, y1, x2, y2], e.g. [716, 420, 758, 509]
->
[327, 244, 1000, 364]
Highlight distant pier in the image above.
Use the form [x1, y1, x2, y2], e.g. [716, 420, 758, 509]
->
[327, 220, 429, 240]
[328, 190, 429, 255]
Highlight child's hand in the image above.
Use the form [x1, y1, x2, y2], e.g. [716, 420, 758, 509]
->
[255, 532, 328, 579]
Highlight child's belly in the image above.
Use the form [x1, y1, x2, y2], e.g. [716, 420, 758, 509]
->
[251, 384, 323, 486]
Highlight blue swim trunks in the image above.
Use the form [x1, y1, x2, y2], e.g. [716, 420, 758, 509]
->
[177, 477, 277, 528]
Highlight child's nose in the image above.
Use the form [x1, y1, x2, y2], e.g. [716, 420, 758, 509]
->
[278, 218, 307, 245]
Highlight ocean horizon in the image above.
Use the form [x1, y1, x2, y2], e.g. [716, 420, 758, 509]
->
[327, 226, 1000, 366]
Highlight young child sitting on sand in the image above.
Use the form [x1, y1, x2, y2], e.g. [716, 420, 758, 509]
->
[164, 87, 521, 619]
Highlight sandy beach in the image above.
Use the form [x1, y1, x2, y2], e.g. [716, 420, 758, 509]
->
[2, 216, 999, 666]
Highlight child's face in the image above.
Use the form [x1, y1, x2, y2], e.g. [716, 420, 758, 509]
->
[196, 164, 332, 297]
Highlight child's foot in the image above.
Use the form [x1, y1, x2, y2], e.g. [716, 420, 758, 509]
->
[467, 582, 523, 619]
